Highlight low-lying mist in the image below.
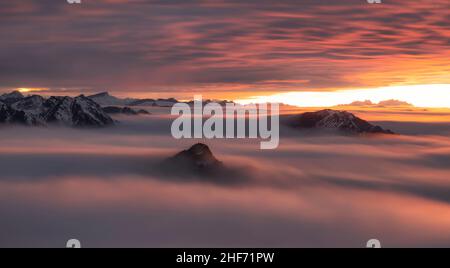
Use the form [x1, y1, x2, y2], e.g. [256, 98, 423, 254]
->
[0, 111, 450, 247]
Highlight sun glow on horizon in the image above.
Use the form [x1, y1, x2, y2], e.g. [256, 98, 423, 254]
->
[235, 84, 450, 108]
[17, 88, 49, 93]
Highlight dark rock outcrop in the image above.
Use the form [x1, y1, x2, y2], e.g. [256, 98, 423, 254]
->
[161, 143, 227, 177]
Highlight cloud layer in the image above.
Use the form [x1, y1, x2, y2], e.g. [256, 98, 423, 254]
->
[0, 113, 450, 247]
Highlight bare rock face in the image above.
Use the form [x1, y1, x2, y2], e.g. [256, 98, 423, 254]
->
[288, 109, 394, 134]
[161, 143, 226, 177]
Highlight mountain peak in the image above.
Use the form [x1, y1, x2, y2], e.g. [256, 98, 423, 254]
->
[185, 143, 215, 158]
[87, 91, 141, 106]
[288, 109, 394, 134]
[175, 143, 220, 167]
[163, 143, 223, 175]
[0, 91, 24, 101]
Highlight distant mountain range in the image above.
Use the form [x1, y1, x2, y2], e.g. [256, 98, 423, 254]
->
[0, 91, 114, 127]
[0, 90, 235, 127]
[338, 99, 413, 107]
[102, 106, 150, 115]
[87, 91, 233, 107]
[0, 91, 395, 134]
[87, 92, 179, 107]
[286, 109, 394, 134]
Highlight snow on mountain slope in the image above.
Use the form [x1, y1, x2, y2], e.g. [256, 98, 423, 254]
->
[0, 92, 114, 127]
[72, 95, 115, 126]
[288, 109, 394, 134]
[45, 95, 114, 127]
[0, 91, 24, 104]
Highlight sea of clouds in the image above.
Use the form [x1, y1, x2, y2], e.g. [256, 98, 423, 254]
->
[0, 111, 449, 247]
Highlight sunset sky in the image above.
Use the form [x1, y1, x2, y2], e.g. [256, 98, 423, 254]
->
[2, 1, 450, 248]
[0, 0, 449, 106]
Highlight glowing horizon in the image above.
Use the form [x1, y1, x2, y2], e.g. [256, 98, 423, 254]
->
[17, 88, 49, 93]
[234, 84, 450, 108]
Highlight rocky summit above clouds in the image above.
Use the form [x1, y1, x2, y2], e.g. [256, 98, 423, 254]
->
[0, 93, 114, 127]
[287, 109, 394, 134]
[161, 143, 227, 177]
[166, 143, 222, 169]
[159, 143, 249, 184]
